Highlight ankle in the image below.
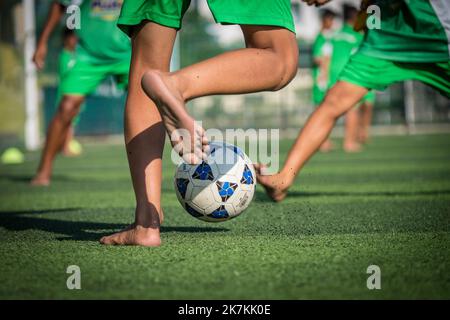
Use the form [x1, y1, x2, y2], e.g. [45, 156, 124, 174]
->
[135, 207, 161, 228]
[278, 168, 296, 188]
[167, 72, 189, 101]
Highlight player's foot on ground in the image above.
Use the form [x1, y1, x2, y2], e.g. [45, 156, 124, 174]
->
[358, 131, 369, 144]
[99, 225, 161, 247]
[254, 164, 291, 202]
[141, 70, 208, 164]
[344, 142, 362, 153]
[319, 139, 334, 153]
[30, 173, 51, 187]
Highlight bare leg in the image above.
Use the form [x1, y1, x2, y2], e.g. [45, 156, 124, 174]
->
[343, 106, 362, 152]
[62, 125, 74, 155]
[358, 101, 373, 143]
[31, 95, 84, 186]
[141, 26, 298, 163]
[257, 81, 368, 201]
[100, 22, 175, 247]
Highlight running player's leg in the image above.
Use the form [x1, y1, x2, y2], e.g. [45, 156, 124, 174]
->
[358, 100, 374, 143]
[257, 81, 368, 201]
[343, 106, 362, 153]
[141, 25, 298, 163]
[62, 125, 74, 155]
[31, 95, 85, 186]
[100, 22, 176, 247]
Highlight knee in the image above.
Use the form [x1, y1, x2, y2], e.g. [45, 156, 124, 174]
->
[319, 92, 345, 120]
[58, 97, 81, 123]
[270, 43, 299, 91]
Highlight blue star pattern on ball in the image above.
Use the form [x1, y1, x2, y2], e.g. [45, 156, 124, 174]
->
[185, 203, 203, 218]
[216, 181, 238, 201]
[208, 205, 229, 219]
[240, 164, 254, 185]
[176, 178, 190, 198]
[192, 162, 214, 181]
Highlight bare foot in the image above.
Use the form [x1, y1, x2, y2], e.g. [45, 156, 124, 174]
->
[30, 173, 50, 187]
[358, 131, 369, 144]
[141, 70, 208, 164]
[319, 139, 334, 153]
[100, 225, 161, 247]
[254, 164, 291, 202]
[343, 142, 362, 153]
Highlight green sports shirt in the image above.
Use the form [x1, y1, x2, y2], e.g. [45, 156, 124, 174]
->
[59, 0, 131, 63]
[312, 31, 333, 86]
[358, 0, 450, 62]
[329, 24, 363, 85]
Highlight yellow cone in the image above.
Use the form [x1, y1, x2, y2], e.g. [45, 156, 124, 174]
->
[1, 147, 24, 164]
[68, 139, 83, 156]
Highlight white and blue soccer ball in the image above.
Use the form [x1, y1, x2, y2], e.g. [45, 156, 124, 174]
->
[174, 141, 256, 222]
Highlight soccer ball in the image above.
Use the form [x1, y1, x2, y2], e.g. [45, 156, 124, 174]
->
[174, 141, 256, 222]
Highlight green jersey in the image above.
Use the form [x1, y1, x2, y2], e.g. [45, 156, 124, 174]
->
[358, 0, 450, 62]
[312, 32, 333, 85]
[312, 31, 333, 104]
[329, 24, 363, 85]
[60, 0, 131, 63]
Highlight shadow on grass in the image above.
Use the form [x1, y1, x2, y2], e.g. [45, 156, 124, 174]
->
[256, 189, 450, 202]
[0, 208, 229, 241]
[1, 174, 73, 184]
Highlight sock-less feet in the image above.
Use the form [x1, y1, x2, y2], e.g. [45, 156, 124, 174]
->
[99, 225, 161, 247]
[343, 142, 362, 153]
[99, 209, 164, 247]
[141, 70, 209, 164]
[254, 164, 292, 202]
[30, 172, 51, 187]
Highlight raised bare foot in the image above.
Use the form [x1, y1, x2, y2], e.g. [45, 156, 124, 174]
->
[343, 142, 362, 153]
[141, 70, 208, 164]
[254, 164, 291, 202]
[100, 225, 161, 247]
[30, 173, 50, 187]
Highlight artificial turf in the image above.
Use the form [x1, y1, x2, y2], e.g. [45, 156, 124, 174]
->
[0, 134, 449, 299]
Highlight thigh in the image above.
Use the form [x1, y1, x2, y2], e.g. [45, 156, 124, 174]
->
[322, 81, 368, 118]
[124, 21, 177, 141]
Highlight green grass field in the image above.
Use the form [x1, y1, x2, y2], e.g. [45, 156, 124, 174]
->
[1, 134, 449, 299]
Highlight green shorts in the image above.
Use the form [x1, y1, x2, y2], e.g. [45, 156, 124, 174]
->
[60, 48, 130, 96]
[339, 52, 450, 98]
[117, 0, 295, 36]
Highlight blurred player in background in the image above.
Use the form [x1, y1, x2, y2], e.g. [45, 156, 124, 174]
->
[99, 0, 299, 246]
[258, 0, 450, 202]
[312, 9, 336, 152]
[357, 93, 375, 144]
[329, 4, 376, 152]
[57, 28, 83, 157]
[31, 0, 131, 186]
